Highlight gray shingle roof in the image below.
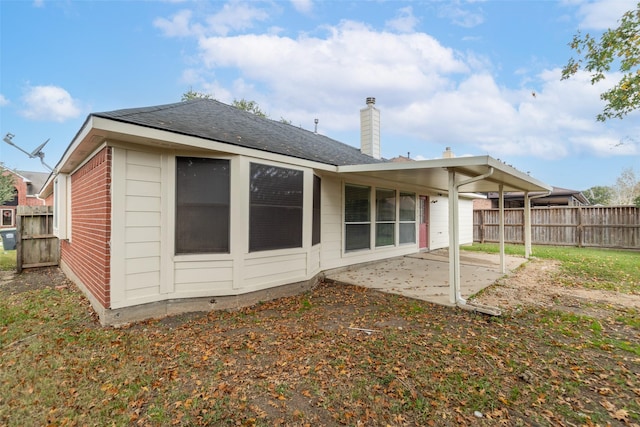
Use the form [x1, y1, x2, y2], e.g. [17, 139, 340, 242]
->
[93, 99, 385, 166]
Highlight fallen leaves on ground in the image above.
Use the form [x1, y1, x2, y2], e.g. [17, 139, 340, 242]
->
[1, 272, 639, 426]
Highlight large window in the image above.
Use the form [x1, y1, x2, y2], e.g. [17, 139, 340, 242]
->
[376, 188, 396, 247]
[176, 157, 230, 254]
[345, 184, 371, 251]
[312, 175, 321, 246]
[249, 163, 303, 252]
[399, 192, 416, 244]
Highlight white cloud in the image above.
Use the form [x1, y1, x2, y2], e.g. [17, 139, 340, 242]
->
[385, 6, 419, 33]
[156, 2, 270, 37]
[438, 2, 485, 28]
[574, 0, 637, 30]
[154, 9, 199, 37]
[0, 94, 8, 106]
[290, 0, 313, 14]
[197, 20, 468, 111]
[157, 5, 639, 162]
[20, 85, 81, 122]
[204, 0, 270, 36]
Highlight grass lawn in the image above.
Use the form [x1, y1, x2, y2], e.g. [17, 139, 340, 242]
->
[0, 249, 16, 271]
[463, 243, 640, 294]
[1, 245, 638, 426]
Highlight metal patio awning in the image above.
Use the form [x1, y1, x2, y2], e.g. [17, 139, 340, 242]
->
[337, 155, 552, 315]
[336, 155, 550, 194]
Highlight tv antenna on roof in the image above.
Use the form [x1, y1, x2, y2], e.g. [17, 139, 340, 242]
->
[2, 132, 53, 172]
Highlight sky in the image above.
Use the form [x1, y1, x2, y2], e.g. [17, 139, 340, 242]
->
[1, 0, 639, 192]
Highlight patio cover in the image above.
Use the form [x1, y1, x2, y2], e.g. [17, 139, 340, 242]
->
[337, 155, 552, 311]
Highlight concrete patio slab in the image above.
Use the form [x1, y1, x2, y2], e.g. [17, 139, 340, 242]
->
[324, 249, 527, 307]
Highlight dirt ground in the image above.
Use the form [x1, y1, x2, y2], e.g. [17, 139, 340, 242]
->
[471, 257, 640, 315]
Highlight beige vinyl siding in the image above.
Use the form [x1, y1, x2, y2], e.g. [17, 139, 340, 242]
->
[242, 252, 308, 289]
[174, 260, 234, 295]
[111, 148, 164, 308]
[428, 195, 449, 250]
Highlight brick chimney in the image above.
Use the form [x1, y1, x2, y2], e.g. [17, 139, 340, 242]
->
[360, 97, 381, 159]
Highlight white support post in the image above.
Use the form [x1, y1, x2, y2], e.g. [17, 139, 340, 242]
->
[524, 191, 532, 259]
[498, 184, 505, 274]
[448, 169, 460, 305]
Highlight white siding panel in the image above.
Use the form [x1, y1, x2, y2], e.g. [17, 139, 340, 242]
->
[126, 212, 161, 227]
[459, 198, 474, 245]
[126, 257, 160, 275]
[122, 150, 163, 303]
[126, 163, 161, 182]
[126, 149, 161, 167]
[126, 180, 161, 197]
[126, 226, 161, 243]
[429, 196, 449, 250]
[125, 271, 160, 292]
[174, 260, 234, 295]
[319, 176, 342, 269]
[125, 242, 160, 259]
[243, 252, 307, 288]
[125, 283, 161, 300]
[126, 195, 161, 212]
[308, 245, 321, 275]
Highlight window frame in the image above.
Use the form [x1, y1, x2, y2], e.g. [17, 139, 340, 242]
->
[175, 156, 231, 255]
[344, 184, 372, 252]
[1, 209, 14, 227]
[375, 187, 396, 247]
[399, 192, 417, 245]
[312, 175, 321, 246]
[248, 162, 304, 253]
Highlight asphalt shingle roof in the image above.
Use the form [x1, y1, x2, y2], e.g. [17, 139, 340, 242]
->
[93, 99, 385, 167]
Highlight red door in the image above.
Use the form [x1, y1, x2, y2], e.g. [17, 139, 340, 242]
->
[419, 196, 429, 250]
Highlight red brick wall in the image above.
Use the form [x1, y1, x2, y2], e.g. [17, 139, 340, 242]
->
[61, 147, 112, 308]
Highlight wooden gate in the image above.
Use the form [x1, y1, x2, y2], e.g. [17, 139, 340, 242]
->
[16, 206, 59, 273]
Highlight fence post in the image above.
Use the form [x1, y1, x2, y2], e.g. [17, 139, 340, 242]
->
[16, 213, 23, 274]
[577, 206, 583, 248]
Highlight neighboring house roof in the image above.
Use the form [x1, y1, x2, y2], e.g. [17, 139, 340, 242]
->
[15, 170, 49, 196]
[93, 99, 385, 167]
[486, 186, 589, 205]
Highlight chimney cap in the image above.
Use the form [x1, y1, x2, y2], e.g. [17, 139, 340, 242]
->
[366, 97, 376, 105]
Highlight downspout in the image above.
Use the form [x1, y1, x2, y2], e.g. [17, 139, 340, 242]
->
[448, 167, 501, 316]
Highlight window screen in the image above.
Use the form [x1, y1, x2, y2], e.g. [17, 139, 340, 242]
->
[399, 192, 416, 244]
[249, 163, 303, 252]
[175, 157, 230, 254]
[376, 188, 396, 247]
[312, 175, 321, 246]
[345, 184, 371, 251]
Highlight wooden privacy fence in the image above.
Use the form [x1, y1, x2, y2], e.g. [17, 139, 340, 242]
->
[474, 206, 640, 249]
[16, 205, 59, 273]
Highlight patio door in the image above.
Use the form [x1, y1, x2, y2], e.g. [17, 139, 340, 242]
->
[419, 196, 429, 250]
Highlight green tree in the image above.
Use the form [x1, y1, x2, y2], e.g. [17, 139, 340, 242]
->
[181, 89, 214, 101]
[611, 167, 640, 205]
[583, 185, 613, 205]
[232, 98, 268, 118]
[561, 2, 640, 121]
[181, 92, 291, 122]
[0, 168, 16, 205]
[634, 194, 640, 207]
